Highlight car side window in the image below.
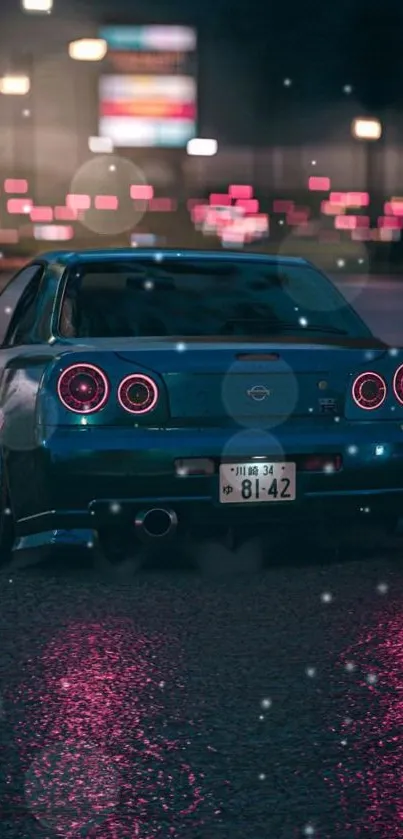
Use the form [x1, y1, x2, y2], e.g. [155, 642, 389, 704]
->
[3, 266, 44, 347]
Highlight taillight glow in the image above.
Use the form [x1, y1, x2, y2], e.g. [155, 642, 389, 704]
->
[300, 454, 342, 472]
[57, 363, 109, 414]
[351, 371, 387, 410]
[393, 364, 403, 405]
[118, 374, 158, 414]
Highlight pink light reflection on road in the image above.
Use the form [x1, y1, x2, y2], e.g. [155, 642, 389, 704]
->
[10, 618, 222, 837]
[328, 612, 403, 837]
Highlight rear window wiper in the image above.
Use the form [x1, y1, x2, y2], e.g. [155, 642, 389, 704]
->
[223, 319, 348, 335]
[278, 323, 348, 335]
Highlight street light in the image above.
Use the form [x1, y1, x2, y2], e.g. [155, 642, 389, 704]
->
[352, 117, 382, 141]
[0, 75, 30, 95]
[352, 116, 384, 260]
[21, 0, 53, 11]
[186, 138, 218, 156]
[88, 136, 114, 153]
[68, 39, 107, 62]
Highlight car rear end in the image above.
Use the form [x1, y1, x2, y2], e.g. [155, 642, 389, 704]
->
[7, 339, 402, 555]
[9, 252, 403, 556]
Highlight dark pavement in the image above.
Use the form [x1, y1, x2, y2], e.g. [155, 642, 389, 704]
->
[0, 273, 403, 839]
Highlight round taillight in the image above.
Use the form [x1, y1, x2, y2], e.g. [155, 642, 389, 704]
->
[57, 363, 109, 414]
[118, 374, 158, 414]
[393, 364, 403, 405]
[351, 371, 387, 410]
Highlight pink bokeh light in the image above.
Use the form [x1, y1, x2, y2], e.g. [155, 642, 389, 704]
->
[308, 176, 330, 191]
[4, 178, 28, 194]
[130, 184, 154, 200]
[228, 184, 253, 199]
[66, 194, 91, 211]
[30, 206, 54, 222]
[7, 198, 32, 214]
[94, 195, 119, 210]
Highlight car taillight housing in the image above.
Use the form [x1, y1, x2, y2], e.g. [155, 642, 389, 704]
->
[393, 364, 403, 405]
[57, 363, 110, 414]
[118, 374, 159, 414]
[351, 371, 387, 410]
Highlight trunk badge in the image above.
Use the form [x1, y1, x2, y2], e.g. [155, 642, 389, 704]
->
[246, 385, 271, 401]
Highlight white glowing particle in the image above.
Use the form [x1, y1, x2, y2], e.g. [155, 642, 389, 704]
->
[334, 416, 340, 423]
[306, 667, 316, 678]
[283, 78, 292, 86]
[389, 348, 399, 357]
[376, 582, 388, 594]
[320, 591, 333, 603]
[298, 316, 308, 327]
[109, 502, 121, 514]
[144, 280, 154, 290]
[304, 824, 315, 837]
[347, 445, 358, 455]
[345, 661, 355, 672]
[323, 462, 334, 473]
[343, 84, 353, 94]
[261, 697, 272, 709]
[278, 219, 284, 225]
[154, 252, 163, 262]
[258, 773, 266, 780]
[4, 307, 12, 315]
[366, 673, 377, 685]
[158, 680, 166, 688]
[87, 540, 94, 549]
[341, 739, 347, 745]
[176, 341, 186, 352]
[336, 258, 345, 268]
[311, 160, 317, 166]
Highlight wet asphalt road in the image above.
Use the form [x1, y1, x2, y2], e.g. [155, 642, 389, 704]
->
[0, 274, 403, 839]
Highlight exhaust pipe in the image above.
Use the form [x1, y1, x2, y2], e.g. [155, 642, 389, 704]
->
[135, 508, 178, 541]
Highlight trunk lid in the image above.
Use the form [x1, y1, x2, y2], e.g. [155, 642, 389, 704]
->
[101, 338, 388, 423]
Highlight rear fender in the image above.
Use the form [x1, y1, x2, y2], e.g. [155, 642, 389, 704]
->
[0, 354, 57, 453]
[37, 350, 170, 430]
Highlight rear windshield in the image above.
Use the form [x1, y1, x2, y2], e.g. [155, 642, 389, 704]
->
[59, 257, 371, 340]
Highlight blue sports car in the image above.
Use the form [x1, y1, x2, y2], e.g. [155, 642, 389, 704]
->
[0, 248, 401, 571]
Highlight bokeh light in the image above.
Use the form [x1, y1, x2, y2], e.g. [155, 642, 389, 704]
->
[69, 155, 149, 235]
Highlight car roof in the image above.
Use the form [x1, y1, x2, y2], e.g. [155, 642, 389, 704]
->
[35, 248, 310, 269]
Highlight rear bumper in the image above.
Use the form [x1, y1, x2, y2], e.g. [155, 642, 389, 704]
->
[9, 421, 403, 549]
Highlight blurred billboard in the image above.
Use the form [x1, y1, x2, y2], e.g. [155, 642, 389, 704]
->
[98, 25, 197, 148]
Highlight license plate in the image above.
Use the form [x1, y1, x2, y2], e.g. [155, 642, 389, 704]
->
[219, 461, 296, 504]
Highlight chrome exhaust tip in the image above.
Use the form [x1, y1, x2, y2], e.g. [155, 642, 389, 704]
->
[135, 508, 178, 541]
